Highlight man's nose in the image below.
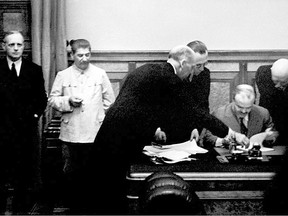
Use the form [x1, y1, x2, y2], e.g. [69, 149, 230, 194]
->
[241, 109, 248, 114]
[81, 56, 89, 61]
[275, 82, 282, 89]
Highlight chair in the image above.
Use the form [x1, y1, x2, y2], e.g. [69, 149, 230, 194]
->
[139, 171, 206, 215]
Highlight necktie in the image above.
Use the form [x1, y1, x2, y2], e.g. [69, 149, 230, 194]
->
[11, 63, 17, 77]
[239, 117, 248, 136]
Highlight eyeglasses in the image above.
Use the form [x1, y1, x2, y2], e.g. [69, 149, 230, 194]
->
[195, 61, 208, 69]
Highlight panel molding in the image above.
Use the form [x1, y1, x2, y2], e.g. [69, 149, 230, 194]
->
[85, 49, 288, 111]
[88, 49, 288, 62]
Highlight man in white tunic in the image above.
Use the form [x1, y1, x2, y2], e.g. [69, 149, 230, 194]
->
[48, 39, 115, 211]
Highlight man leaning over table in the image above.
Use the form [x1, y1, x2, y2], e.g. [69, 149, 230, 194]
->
[83, 44, 250, 214]
[256, 58, 288, 145]
[155, 40, 211, 145]
[203, 84, 278, 148]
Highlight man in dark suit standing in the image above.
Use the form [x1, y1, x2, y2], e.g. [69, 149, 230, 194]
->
[255, 58, 288, 146]
[182, 40, 211, 145]
[83, 45, 249, 214]
[184, 40, 210, 113]
[0, 31, 47, 214]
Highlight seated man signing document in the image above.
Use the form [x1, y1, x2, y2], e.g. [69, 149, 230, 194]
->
[204, 84, 278, 147]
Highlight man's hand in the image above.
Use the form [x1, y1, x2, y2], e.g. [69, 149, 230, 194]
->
[265, 128, 279, 143]
[190, 128, 199, 142]
[154, 127, 167, 143]
[69, 96, 83, 107]
[227, 128, 249, 148]
[234, 131, 250, 148]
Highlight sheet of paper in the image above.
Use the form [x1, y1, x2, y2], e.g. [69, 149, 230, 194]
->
[144, 139, 208, 155]
[143, 139, 207, 164]
[260, 146, 274, 152]
[250, 132, 267, 144]
[250, 132, 274, 152]
[236, 132, 274, 152]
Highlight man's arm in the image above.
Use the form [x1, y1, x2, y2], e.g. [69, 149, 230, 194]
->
[101, 71, 116, 112]
[48, 72, 73, 112]
[33, 63, 48, 118]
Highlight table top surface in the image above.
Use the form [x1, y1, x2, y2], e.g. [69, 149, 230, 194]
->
[127, 146, 287, 180]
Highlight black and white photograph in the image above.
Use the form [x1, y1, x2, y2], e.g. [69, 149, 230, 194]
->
[0, 0, 288, 215]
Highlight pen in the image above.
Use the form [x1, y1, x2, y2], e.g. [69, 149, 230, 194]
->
[151, 142, 163, 149]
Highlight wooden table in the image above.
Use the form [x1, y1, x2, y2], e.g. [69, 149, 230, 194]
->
[126, 146, 286, 214]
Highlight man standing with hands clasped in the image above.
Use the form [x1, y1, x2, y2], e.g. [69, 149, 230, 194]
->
[0, 31, 47, 214]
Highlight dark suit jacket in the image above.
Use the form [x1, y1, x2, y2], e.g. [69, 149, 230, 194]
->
[95, 62, 228, 160]
[0, 58, 47, 131]
[255, 65, 288, 145]
[204, 102, 274, 145]
[183, 67, 210, 113]
[0, 57, 47, 185]
[83, 62, 229, 213]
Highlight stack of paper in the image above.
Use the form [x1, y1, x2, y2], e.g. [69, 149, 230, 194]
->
[143, 139, 208, 164]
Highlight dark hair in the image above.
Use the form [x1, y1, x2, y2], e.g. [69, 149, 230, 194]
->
[2, 31, 24, 43]
[69, 39, 91, 54]
[187, 40, 207, 54]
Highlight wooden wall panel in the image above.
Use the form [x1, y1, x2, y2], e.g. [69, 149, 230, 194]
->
[87, 50, 288, 111]
[0, 0, 31, 51]
[209, 82, 231, 113]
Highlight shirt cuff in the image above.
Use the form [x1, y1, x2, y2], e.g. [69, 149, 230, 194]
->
[226, 128, 235, 140]
[215, 138, 223, 147]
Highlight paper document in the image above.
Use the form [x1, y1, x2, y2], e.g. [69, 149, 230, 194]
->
[236, 132, 274, 152]
[143, 139, 208, 164]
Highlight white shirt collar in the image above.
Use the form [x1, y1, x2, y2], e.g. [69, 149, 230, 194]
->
[7, 57, 22, 76]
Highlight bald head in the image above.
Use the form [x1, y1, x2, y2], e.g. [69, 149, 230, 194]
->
[271, 58, 288, 90]
[167, 45, 196, 80]
[168, 45, 195, 61]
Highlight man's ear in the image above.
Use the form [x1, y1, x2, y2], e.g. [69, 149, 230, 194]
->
[179, 59, 186, 68]
[70, 52, 74, 60]
[1, 42, 6, 51]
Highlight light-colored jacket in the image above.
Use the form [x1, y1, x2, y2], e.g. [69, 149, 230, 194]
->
[49, 64, 115, 143]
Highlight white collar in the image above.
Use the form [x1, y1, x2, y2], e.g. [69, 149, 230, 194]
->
[7, 57, 22, 68]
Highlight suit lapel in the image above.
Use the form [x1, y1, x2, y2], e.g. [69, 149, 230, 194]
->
[19, 59, 26, 78]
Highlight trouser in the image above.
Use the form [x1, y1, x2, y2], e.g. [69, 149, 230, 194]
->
[61, 142, 93, 210]
[0, 132, 38, 214]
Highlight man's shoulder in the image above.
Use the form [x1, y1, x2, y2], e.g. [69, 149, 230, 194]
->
[22, 58, 42, 69]
[56, 67, 70, 75]
[131, 62, 169, 76]
[89, 63, 106, 73]
[0, 57, 7, 66]
[252, 104, 269, 115]
[256, 64, 272, 75]
[137, 62, 167, 70]
[203, 67, 211, 74]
